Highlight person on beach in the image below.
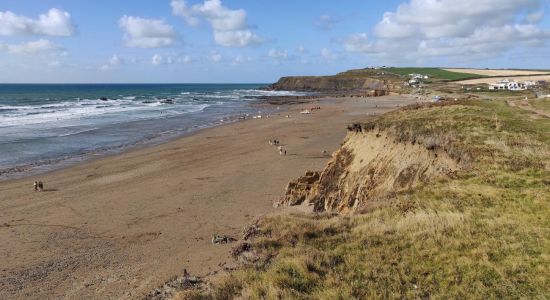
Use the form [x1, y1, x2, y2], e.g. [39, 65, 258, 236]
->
[33, 181, 44, 192]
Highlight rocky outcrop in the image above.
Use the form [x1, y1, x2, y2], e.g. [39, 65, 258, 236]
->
[265, 76, 388, 92]
[279, 129, 460, 213]
[281, 171, 320, 206]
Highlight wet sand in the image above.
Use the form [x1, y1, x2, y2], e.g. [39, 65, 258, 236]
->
[0, 95, 418, 299]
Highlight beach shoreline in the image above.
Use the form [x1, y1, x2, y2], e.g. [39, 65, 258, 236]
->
[0, 95, 418, 299]
[0, 101, 282, 182]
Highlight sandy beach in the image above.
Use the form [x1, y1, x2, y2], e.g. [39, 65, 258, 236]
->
[0, 95, 418, 299]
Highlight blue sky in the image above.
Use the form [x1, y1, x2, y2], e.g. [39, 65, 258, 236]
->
[0, 0, 549, 83]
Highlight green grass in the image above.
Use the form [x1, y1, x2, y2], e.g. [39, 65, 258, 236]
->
[529, 98, 550, 114]
[182, 99, 550, 300]
[386, 67, 484, 81]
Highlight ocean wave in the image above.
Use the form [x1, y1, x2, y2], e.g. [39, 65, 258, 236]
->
[57, 127, 101, 137]
[0, 86, 275, 129]
[0, 100, 212, 127]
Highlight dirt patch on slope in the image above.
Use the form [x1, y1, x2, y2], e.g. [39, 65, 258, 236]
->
[280, 130, 460, 213]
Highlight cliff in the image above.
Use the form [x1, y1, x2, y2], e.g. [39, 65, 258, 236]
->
[280, 103, 470, 213]
[264, 68, 408, 93]
[265, 76, 388, 92]
[281, 130, 460, 213]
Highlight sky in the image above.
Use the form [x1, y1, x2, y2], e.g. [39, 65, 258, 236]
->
[0, 0, 549, 83]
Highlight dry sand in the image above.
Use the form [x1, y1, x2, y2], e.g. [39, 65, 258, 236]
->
[455, 74, 550, 85]
[0, 95, 418, 299]
[444, 68, 550, 77]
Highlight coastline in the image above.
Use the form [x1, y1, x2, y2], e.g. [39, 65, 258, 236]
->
[0, 101, 277, 182]
[0, 95, 418, 299]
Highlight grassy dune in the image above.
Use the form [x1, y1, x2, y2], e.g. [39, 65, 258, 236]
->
[182, 99, 549, 299]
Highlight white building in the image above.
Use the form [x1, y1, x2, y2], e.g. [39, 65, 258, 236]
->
[524, 81, 536, 87]
[488, 79, 529, 91]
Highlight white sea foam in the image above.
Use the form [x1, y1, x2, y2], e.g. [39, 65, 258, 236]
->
[0, 99, 211, 127]
[57, 127, 101, 137]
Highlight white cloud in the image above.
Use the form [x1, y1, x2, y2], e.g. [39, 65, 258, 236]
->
[314, 14, 337, 31]
[182, 55, 193, 63]
[151, 53, 193, 65]
[320, 48, 342, 61]
[344, 0, 550, 62]
[170, 0, 199, 26]
[268, 49, 288, 59]
[0, 39, 65, 55]
[119, 16, 178, 48]
[171, 0, 263, 47]
[417, 24, 550, 57]
[296, 45, 307, 53]
[232, 55, 252, 65]
[47, 60, 63, 67]
[525, 10, 544, 23]
[374, 0, 542, 39]
[213, 30, 262, 47]
[343, 33, 370, 53]
[0, 8, 75, 36]
[109, 55, 123, 66]
[152, 54, 164, 65]
[100, 54, 124, 71]
[208, 51, 222, 62]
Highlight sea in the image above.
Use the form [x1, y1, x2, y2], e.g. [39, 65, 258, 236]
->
[0, 84, 305, 180]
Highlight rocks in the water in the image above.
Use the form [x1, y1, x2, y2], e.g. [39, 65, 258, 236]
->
[159, 99, 174, 104]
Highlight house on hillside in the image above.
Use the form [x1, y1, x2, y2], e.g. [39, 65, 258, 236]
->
[409, 78, 420, 85]
[524, 81, 536, 87]
[488, 79, 530, 91]
[408, 73, 429, 86]
[488, 80, 508, 90]
[409, 73, 429, 80]
[507, 81, 527, 91]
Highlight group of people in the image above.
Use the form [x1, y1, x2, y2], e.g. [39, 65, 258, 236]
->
[269, 139, 286, 156]
[33, 181, 44, 192]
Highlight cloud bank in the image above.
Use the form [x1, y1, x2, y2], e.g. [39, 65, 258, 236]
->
[0, 8, 75, 36]
[119, 16, 178, 48]
[171, 0, 263, 47]
[344, 0, 550, 62]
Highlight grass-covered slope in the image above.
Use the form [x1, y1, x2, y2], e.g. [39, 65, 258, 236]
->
[386, 67, 484, 81]
[183, 99, 549, 299]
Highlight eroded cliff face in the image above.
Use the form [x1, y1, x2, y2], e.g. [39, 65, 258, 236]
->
[280, 129, 460, 213]
[266, 76, 388, 92]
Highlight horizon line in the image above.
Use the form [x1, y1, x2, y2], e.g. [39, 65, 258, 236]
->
[0, 82, 270, 85]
